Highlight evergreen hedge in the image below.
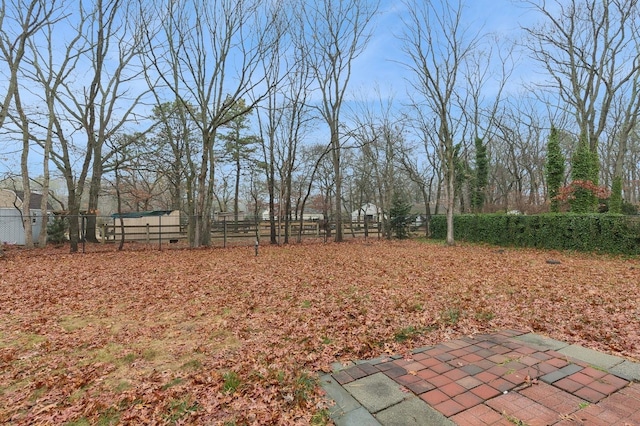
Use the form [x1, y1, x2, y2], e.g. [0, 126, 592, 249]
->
[429, 213, 640, 255]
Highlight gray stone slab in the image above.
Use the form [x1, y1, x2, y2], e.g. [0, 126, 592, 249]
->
[335, 407, 381, 426]
[540, 363, 584, 384]
[332, 361, 354, 372]
[411, 345, 435, 354]
[558, 345, 625, 370]
[514, 333, 569, 351]
[609, 360, 640, 382]
[367, 356, 394, 366]
[319, 374, 361, 418]
[344, 373, 408, 414]
[375, 396, 455, 426]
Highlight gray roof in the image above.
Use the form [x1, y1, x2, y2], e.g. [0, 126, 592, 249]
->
[14, 191, 54, 210]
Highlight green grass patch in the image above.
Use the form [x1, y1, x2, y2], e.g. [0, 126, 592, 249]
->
[474, 310, 495, 322]
[80, 343, 124, 365]
[394, 325, 432, 342]
[222, 371, 241, 394]
[64, 418, 90, 426]
[0, 332, 46, 350]
[161, 377, 184, 391]
[504, 412, 528, 426]
[310, 408, 330, 425]
[112, 380, 132, 393]
[59, 315, 91, 332]
[141, 347, 159, 361]
[180, 358, 203, 371]
[293, 371, 317, 406]
[440, 308, 462, 325]
[119, 353, 136, 365]
[164, 397, 199, 424]
[96, 407, 120, 426]
[30, 386, 48, 402]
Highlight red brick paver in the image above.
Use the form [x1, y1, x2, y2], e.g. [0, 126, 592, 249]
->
[328, 330, 639, 425]
[486, 392, 560, 425]
[451, 404, 510, 425]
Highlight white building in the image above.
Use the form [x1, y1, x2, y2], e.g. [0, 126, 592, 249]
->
[351, 203, 383, 222]
[0, 189, 53, 245]
[261, 208, 324, 221]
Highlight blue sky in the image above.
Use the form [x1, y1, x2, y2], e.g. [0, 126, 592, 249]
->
[0, 0, 542, 179]
[348, 0, 537, 103]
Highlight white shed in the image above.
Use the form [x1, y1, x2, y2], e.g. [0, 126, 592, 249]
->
[0, 189, 52, 245]
[351, 203, 383, 222]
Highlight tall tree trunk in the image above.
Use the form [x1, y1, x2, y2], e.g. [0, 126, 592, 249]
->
[332, 132, 343, 242]
[446, 149, 455, 246]
[16, 86, 34, 248]
[38, 105, 54, 246]
[234, 155, 241, 224]
[85, 149, 103, 243]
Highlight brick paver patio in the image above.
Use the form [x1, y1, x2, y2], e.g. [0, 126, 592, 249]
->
[321, 330, 640, 425]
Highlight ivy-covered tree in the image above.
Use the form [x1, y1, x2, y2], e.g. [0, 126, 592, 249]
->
[545, 126, 565, 213]
[454, 143, 471, 213]
[471, 137, 488, 213]
[609, 176, 623, 214]
[569, 134, 599, 213]
[389, 190, 413, 239]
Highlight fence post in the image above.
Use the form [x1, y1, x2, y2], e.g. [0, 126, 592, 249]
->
[81, 215, 86, 253]
[159, 215, 162, 251]
[223, 216, 227, 248]
[146, 223, 150, 245]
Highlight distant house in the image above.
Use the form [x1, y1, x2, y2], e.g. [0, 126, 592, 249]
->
[260, 208, 324, 222]
[0, 189, 53, 245]
[351, 203, 383, 222]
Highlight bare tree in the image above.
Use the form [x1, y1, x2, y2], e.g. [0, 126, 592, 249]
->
[1, 0, 62, 249]
[0, 0, 60, 128]
[300, 0, 379, 242]
[399, 127, 439, 236]
[21, 0, 149, 252]
[257, 8, 316, 245]
[399, 0, 480, 245]
[491, 98, 549, 212]
[523, 0, 640, 174]
[144, 0, 281, 247]
[255, 29, 284, 243]
[81, 0, 150, 243]
[349, 89, 404, 238]
[148, 101, 200, 216]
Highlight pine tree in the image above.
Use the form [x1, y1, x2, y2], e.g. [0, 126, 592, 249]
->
[545, 127, 565, 213]
[47, 216, 68, 245]
[389, 191, 413, 239]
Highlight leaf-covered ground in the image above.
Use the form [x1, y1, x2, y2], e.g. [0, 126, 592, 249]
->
[1, 240, 638, 424]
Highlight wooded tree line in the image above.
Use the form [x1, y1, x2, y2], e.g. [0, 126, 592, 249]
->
[1, 0, 639, 252]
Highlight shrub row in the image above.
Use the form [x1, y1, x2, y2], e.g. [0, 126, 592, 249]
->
[429, 213, 640, 255]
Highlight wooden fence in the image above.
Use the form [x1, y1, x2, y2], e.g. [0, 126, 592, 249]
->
[102, 219, 383, 246]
